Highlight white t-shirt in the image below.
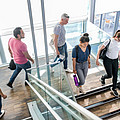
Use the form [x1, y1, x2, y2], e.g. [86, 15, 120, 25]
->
[103, 38, 120, 59]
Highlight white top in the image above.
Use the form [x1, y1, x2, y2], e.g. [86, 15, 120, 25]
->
[103, 38, 120, 59]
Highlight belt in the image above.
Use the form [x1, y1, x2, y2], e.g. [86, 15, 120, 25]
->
[76, 61, 87, 63]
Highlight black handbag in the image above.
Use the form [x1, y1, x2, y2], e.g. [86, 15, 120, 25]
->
[8, 59, 16, 70]
[99, 39, 111, 60]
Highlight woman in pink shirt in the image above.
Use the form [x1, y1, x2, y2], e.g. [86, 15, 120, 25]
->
[7, 27, 34, 88]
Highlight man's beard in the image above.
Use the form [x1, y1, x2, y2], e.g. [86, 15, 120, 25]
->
[21, 36, 25, 39]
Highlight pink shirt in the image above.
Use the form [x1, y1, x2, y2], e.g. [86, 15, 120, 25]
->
[8, 38, 28, 64]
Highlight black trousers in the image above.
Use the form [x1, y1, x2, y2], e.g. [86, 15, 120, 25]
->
[103, 56, 118, 90]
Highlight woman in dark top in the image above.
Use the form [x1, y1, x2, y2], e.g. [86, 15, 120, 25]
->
[72, 35, 91, 94]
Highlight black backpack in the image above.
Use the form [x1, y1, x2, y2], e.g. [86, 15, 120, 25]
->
[75, 44, 91, 62]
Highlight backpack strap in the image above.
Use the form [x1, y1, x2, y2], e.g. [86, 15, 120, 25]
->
[87, 44, 91, 55]
[75, 45, 79, 62]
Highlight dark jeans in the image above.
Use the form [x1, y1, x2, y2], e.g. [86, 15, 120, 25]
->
[58, 43, 68, 69]
[9, 61, 31, 84]
[103, 56, 118, 90]
[0, 95, 2, 114]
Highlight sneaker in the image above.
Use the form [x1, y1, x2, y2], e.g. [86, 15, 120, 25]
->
[76, 87, 80, 95]
[0, 110, 5, 118]
[7, 82, 13, 88]
[99, 76, 105, 86]
[59, 55, 65, 61]
[25, 81, 29, 86]
[79, 87, 86, 94]
[50, 67, 54, 73]
[110, 87, 119, 97]
[117, 83, 120, 90]
[65, 68, 73, 73]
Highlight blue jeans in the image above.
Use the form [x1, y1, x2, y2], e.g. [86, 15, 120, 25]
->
[9, 61, 31, 84]
[0, 95, 2, 114]
[58, 43, 68, 69]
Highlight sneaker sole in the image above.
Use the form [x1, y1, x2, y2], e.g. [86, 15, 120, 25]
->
[0, 111, 5, 118]
[110, 88, 119, 97]
[99, 78, 105, 86]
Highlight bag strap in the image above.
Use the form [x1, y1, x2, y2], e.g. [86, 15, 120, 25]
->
[106, 39, 111, 48]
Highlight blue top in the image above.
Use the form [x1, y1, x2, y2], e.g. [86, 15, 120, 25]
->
[72, 45, 90, 63]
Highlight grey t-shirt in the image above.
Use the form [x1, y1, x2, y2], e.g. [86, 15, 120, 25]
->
[54, 23, 66, 47]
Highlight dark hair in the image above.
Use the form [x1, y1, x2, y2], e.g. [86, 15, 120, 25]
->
[113, 30, 120, 38]
[80, 36, 89, 43]
[13, 27, 22, 38]
[83, 33, 89, 37]
[116, 32, 120, 38]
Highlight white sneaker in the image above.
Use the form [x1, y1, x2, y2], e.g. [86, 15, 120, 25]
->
[50, 67, 54, 73]
[65, 68, 73, 73]
[76, 87, 80, 95]
[59, 55, 65, 60]
[0, 110, 5, 118]
[79, 87, 86, 94]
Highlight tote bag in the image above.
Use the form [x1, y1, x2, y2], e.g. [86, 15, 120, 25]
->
[8, 59, 16, 70]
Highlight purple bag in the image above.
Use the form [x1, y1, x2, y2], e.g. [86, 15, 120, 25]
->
[73, 74, 79, 86]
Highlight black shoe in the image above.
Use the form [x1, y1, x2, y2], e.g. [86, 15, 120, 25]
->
[25, 81, 29, 86]
[7, 82, 13, 88]
[0, 110, 5, 118]
[99, 76, 105, 86]
[110, 87, 119, 97]
[117, 83, 120, 90]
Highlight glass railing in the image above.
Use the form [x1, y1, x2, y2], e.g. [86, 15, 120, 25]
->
[66, 20, 111, 58]
[0, 19, 87, 66]
[27, 63, 76, 101]
[0, 18, 111, 66]
[26, 66, 102, 120]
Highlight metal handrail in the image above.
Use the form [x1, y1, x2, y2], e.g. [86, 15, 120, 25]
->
[28, 73, 102, 120]
[25, 80, 62, 120]
[1, 17, 88, 36]
[27, 62, 77, 103]
[32, 80, 82, 120]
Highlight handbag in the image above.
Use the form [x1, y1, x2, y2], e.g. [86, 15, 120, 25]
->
[49, 34, 55, 52]
[8, 59, 16, 70]
[99, 39, 111, 60]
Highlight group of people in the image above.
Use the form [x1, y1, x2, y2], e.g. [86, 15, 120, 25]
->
[0, 12, 120, 119]
[53, 13, 120, 97]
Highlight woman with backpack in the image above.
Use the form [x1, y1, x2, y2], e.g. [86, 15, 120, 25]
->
[72, 34, 91, 94]
[96, 31, 120, 97]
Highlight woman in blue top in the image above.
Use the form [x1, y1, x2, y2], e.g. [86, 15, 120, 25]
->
[72, 35, 91, 94]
